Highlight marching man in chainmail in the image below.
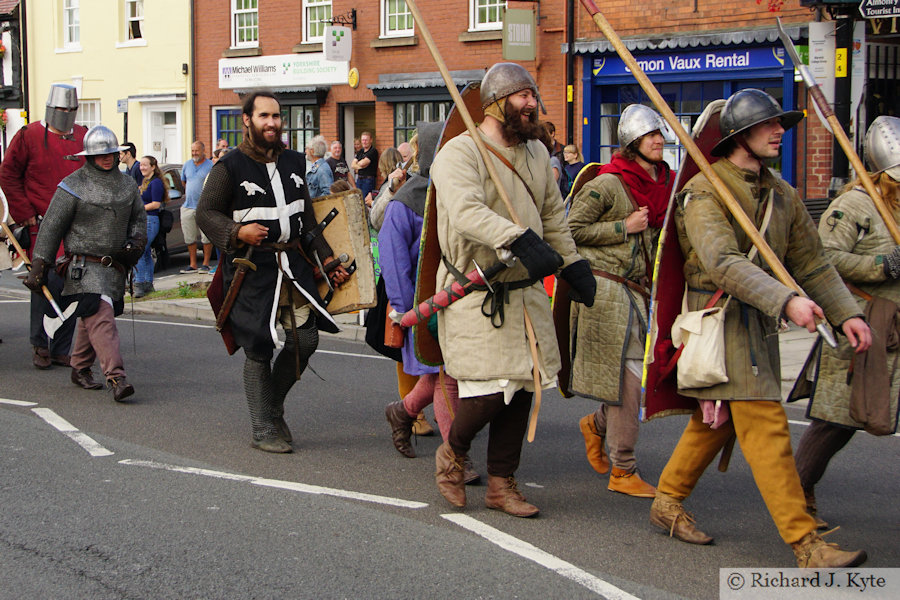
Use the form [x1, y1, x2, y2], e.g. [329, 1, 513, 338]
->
[197, 90, 348, 454]
[24, 125, 146, 401]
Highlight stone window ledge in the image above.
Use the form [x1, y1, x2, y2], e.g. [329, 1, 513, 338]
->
[370, 36, 418, 49]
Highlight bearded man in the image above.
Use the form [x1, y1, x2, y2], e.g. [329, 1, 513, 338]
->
[197, 90, 348, 454]
[570, 105, 674, 498]
[429, 63, 595, 517]
[24, 125, 145, 401]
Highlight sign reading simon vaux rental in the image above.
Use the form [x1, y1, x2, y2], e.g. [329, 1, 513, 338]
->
[219, 53, 349, 89]
[592, 47, 788, 79]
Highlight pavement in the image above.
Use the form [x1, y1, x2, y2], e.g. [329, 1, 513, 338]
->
[1, 267, 818, 391]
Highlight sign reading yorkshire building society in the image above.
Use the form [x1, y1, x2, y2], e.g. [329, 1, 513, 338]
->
[503, 9, 536, 61]
[219, 53, 349, 89]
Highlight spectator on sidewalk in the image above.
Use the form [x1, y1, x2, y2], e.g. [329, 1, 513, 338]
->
[180, 141, 214, 273]
[120, 143, 143, 185]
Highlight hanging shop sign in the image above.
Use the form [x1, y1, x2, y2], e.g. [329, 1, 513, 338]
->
[219, 53, 349, 89]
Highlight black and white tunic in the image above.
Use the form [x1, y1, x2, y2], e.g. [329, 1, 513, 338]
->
[198, 147, 339, 356]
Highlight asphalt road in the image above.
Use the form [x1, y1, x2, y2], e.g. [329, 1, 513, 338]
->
[1, 276, 898, 599]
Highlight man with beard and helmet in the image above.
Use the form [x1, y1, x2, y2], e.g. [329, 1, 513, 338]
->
[197, 90, 349, 454]
[571, 104, 674, 498]
[0, 83, 87, 370]
[24, 125, 145, 401]
[429, 63, 595, 517]
[650, 88, 871, 568]
[790, 115, 900, 530]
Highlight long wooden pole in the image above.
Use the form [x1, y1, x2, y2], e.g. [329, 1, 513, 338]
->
[578, 0, 837, 347]
[404, 0, 545, 441]
[775, 17, 900, 244]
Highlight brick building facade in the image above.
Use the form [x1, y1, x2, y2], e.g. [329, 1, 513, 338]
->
[193, 0, 567, 184]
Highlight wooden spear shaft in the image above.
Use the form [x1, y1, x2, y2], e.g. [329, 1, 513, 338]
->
[404, 0, 545, 441]
[579, 0, 798, 290]
[579, 0, 837, 347]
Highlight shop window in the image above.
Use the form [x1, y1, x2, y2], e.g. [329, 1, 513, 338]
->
[62, 0, 80, 49]
[303, 0, 332, 43]
[232, 0, 259, 48]
[125, 0, 143, 40]
[470, 0, 506, 32]
[76, 100, 100, 129]
[594, 82, 731, 168]
[381, 0, 413, 39]
[283, 105, 320, 152]
[215, 108, 244, 148]
[393, 101, 451, 147]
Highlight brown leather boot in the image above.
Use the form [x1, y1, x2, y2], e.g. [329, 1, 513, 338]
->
[51, 354, 71, 367]
[608, 467, 657, 498]
[485, 475, 539, 517]
[71, 367, 103, 390]
[804, 490, 828, 530]
[32, 346, 51, 370]
[792, 531, 866, 568]
[579, 414, 609, 474]
[107, 376, 135, 402]
[251, 436, 293, 453]
[463, 456, 480, 485]
[411, 411, 435, 436]
[434, 442, 466, 508]
[385, 401, 416, 458]
[649, 492, 713, 545]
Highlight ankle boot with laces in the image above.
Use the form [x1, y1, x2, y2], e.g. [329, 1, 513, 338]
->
[485, 475, 539, 517]
[792, 531, 866, 568]
[649, 492, 713, 545]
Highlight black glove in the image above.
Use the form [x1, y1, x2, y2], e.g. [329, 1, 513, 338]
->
[23, 257, 49, 292]
[509, 228, 563, 281]
[114, 236, 146, 268]
[884, 246, 900, 279]
[561, 259, 596, 307]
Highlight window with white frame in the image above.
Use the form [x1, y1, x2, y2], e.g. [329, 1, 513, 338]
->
[470, 0, 506, 32]
[303, 0, 331, 44]
[232, 0, 259, 48]
[63, 0, 80, 48]
[75, 100, 100, 129]
[125, 0, 143, 40]
[381, 0, 413, 38]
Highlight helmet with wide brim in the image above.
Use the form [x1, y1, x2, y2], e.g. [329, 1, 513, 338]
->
[711, 88, 803, 157]
[74, 125, 128, 156]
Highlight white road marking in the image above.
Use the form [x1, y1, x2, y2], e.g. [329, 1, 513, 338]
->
[442, 514, 640, 599]
[120, 459, 428, 509]
[116, 317, 212, 329]
[31, 408, 114, 457]
[316, 349, 391, 360]
[0, 299, 28, 303]
[0, 398, 38, 406]
[789, 418, 900, 438]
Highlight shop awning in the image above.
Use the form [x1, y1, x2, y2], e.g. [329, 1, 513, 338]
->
[369, 70, 485, 101]
[563, 24, 807, 55]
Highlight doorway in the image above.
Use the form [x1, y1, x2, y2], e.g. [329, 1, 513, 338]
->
[339, 103, 376, 160]
[143, 102, 183, 165]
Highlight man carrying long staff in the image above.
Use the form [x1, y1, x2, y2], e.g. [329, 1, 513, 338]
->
[429, 64, 594, 517]
[650, 89, 871, 568]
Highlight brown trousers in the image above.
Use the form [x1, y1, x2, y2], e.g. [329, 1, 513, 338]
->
[657, 401, 816, 544]
[69, 300, 125, 380]
[593, 370, 642, 472]
[448, 389, 531, 478]
[794, 420, 856, 493]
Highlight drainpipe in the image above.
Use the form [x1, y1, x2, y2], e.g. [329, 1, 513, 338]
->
[190, 0, 196, 142]
[565, 0, 574, 145]
[20, 1, 28, 120]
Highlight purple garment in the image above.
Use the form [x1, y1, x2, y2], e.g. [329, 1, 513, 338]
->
[378, 200, 438, 376]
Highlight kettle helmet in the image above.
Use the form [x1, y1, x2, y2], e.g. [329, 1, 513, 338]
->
[712, 88, 803, 157]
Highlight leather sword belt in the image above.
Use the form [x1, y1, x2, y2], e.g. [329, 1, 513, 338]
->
[256, 240, 302, 252]
[591, 268, 649, 299]
[68, 253, 126, 274]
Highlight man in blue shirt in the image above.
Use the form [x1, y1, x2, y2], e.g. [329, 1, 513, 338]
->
[180, 141, 214, 272]
[305, 138, 333, 198]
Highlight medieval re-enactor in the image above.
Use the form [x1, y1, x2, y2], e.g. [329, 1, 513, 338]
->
[653, 89, 871, 568]
[791, 116, 900, 528]
[0, 84, 87, 369]
[197, 91, 348, 454]
[570, 105, 673, 498]
[429, 63, 595, 517]
[24, 126, 145, 401]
